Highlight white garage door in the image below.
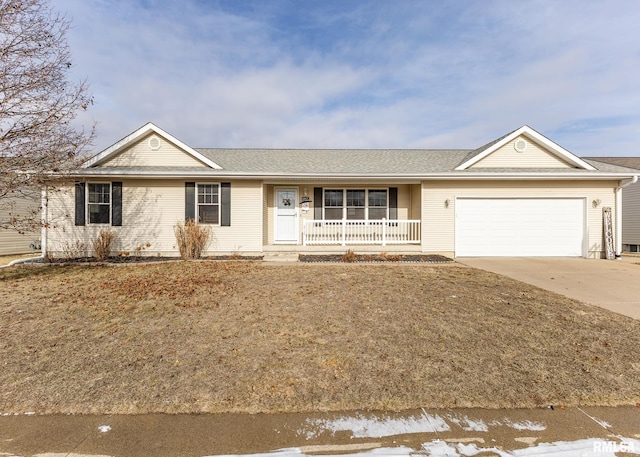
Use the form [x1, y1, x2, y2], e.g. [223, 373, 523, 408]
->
[455, 198, 585, 257]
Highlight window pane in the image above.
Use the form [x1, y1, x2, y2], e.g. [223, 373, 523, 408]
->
[198, 184, 219, 203]
[88, 183, 110, 204]
[199, 205, 219, 224]
[325, 208, 342, 220]
[347, 207, 365, 220]
[324, 190, 343, 207]
[346, 190, 365, 207]
[89, 204, 110, 224]
[368, 190, 387, 207]
[368, 207, 387, 220]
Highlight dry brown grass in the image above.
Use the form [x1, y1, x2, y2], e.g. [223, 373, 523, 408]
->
[0, 254, 38, 266]
[1, 261, 639, 415]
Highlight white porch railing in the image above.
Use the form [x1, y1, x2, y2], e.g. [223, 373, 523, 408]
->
[303, 219, 421, 246]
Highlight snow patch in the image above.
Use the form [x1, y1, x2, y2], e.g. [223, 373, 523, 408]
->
[202, 438, 640, 457]
[496, 419, 546, 431]
[446, 414, 489, 432]
[98, 425, 112, 433]
[300, 412, 449, 439]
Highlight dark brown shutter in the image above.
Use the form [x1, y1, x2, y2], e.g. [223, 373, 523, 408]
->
[314, 187, 323, 220]
[185, 182, 195, 221]
[112, 182, 122, 226]
[389, 187, 398, 220]
[75, 182, 85, 226]
[221, 182, 231, 226]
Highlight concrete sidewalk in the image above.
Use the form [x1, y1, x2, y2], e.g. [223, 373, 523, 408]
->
[0, 407, 639, 456]
[458, 257, 640, 320]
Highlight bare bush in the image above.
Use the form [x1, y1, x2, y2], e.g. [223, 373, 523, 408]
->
[174, 220, 211, 259]
[342, 249, 357, 263]
[59, 240, 87, 260]
[92, 229, 114, 261]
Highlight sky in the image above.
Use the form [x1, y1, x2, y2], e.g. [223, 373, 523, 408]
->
[55, 0, 640, 156]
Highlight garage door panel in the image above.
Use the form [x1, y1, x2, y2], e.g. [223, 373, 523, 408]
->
[455, 198, 585, 257]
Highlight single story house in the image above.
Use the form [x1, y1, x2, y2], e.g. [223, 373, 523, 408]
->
[42, 123, 639, 259]
[585, 157, 640, 253]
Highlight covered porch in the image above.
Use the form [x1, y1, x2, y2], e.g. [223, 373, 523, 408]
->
[265, 182, 423, 249]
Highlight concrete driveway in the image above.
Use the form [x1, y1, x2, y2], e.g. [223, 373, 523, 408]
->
[458, 257, 640, 320]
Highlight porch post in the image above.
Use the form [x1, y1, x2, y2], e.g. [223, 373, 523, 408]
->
[382, 218, 386, 246]
[341, 218, 346, 246]
[302, 220, 307, 246]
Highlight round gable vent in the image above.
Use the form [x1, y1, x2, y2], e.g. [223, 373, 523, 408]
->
[514, 138, 527, 153]
[148, 136, 161, 151]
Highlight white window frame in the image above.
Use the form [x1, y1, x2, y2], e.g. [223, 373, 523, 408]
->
[196, 182, 221, 225]
[87, 182, 111, 225]
[323, 188, 389, 221]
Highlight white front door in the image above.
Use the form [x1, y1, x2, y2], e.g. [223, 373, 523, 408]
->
[275, 188, 298, 243]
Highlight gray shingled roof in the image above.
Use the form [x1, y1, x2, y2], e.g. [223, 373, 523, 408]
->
[585, 157, 640, 171]
[195, 148, 471, 174]
[72, 152, 640, 178]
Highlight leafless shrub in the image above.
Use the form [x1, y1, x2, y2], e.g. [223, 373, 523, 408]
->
[342, 249, 357, 263]
[92, 229, 114, 261]
[60, 240, 87, 260]
[380, 252, 402, 262]
[174, 220, 211, 259]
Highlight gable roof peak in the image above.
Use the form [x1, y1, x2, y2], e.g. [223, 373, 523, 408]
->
[82, 122, 222, 169]
[455, 125, 596, 171]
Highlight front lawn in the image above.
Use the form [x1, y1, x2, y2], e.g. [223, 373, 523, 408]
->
[1, 261, 639, 414]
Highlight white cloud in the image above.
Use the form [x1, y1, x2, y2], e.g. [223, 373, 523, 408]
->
[56, 0, 640, 155]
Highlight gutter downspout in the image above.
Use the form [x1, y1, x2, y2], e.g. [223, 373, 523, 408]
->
[615, 175, 638, 258]
[2, 186, 48, 269]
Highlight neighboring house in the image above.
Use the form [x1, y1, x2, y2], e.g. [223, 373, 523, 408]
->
[42, 123, 639, 259]
[585, 157, 640, 253]
[0, 158, 40, 256]
[0, 194, 40, 256]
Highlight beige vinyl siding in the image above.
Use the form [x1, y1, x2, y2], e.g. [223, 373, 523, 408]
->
[46, 179, 263, 257]
[100, 133, 207, 167]
[410, 184, 421, 220]
[471, 136, 574, 169]
[265, 185, 278, 245]
[0, 195, 40, 255]
[211, 180, 263, 253]
[421, 180, 617, 258]
[263, 184, 269, 246]
[622, 183, 640, 246]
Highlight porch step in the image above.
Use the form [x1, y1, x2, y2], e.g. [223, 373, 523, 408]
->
[262, 252, 300, 262]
